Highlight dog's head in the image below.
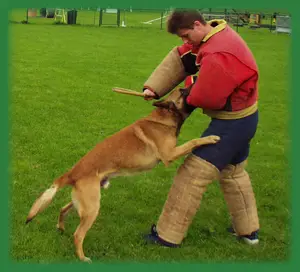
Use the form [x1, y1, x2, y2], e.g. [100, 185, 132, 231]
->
[152, 86, 196, 120]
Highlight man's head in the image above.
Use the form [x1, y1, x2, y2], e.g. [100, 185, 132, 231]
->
[167, 9, 212, 45]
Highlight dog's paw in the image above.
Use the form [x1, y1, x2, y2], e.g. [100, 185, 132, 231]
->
[205, 135, 221, 144]
[82, 256, 92, 263]
[56, 223, 65, 233]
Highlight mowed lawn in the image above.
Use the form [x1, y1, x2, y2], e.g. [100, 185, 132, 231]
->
[9, 14, 291, 264]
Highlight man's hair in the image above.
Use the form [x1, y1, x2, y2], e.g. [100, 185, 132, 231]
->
[167, 9, 207, 34]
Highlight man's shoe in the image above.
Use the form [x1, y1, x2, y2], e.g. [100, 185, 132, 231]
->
[227, 226, 259, 245]
[144, 224, 180, 248]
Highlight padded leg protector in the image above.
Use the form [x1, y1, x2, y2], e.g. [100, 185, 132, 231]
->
[156, 154, 220, 244]
[219, 160, 259, 236]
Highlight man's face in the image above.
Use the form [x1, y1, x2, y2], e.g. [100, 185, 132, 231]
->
[177, 21, 206, 45]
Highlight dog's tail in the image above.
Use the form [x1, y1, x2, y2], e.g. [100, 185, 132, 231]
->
[25, 172, 73, 224]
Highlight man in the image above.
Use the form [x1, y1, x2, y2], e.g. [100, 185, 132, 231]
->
[143, 9, 260, 247]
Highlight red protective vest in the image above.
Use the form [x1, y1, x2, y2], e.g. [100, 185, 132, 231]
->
[177, 23, 259, 112]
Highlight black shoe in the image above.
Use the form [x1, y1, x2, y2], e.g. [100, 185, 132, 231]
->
[143, 224, 180, 248]
[227, 226, 259, 245]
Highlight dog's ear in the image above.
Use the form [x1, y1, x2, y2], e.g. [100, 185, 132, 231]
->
[153, 100, 176, 110]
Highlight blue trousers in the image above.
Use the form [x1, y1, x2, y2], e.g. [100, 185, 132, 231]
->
[192, 111, 259, 171]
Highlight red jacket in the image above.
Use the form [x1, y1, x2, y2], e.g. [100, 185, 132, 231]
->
[177, 24, 259, 112]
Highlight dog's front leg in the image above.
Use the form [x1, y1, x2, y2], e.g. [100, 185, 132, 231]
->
[165, 135, 220, 163]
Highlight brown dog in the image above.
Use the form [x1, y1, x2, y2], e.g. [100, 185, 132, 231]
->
[25, 87, 220, 263]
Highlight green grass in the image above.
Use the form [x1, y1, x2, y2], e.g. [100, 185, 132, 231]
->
[9, 11, 291, 264]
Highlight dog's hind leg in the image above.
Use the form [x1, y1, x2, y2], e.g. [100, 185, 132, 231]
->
[57, 202, 73, 232]
[72, 177, 100, 263]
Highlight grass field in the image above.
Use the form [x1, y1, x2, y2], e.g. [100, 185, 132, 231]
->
[9, 9, 291, 264]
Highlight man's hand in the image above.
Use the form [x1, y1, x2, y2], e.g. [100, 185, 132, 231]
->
[143, 89, 157, 101]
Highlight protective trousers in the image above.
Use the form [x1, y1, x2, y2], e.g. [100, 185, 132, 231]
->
[156, 154, 219, 244]
[156, 155, 259, 244]
[219, 160, 259, 235]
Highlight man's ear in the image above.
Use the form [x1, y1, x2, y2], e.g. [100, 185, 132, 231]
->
[193, 20, 200, 27]
[153, 100, 176, 109]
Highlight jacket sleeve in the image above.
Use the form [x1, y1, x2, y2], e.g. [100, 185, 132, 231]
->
[143, 47, 188, 98]
[186, 53, 238, 110]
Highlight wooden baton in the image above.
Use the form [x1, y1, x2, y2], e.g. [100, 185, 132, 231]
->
[112, 87, 145, 97]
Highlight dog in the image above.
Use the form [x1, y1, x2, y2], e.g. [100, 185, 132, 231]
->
[25, 87, 220, 263]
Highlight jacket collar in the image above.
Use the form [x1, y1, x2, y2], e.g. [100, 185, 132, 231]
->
[202, 19, 227, 42]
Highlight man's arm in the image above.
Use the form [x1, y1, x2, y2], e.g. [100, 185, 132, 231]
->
[143, 47, 189, 98]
